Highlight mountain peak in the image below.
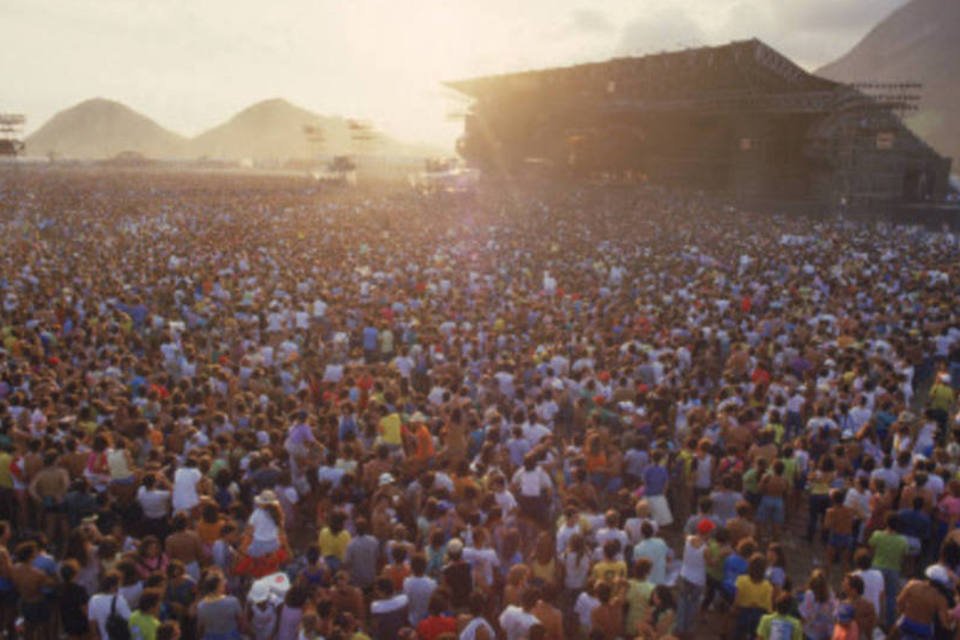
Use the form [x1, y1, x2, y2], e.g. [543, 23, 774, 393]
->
[26, 98, 186, 159]
[816, 0, 960, 163]
[244, 97, 297, 112]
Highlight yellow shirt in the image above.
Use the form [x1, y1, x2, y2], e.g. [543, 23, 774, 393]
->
[318, 528, 351, 561]
[734, 575, 773, 611]
[378, 413, 402, 446]
[592, 560, 627, 582]
[0, 452, 12, 490]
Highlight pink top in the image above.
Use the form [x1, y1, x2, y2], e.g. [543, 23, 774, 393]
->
[939, 495, 960, 524]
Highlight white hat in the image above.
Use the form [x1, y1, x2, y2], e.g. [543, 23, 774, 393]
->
[378, 472, 395, 487]
[447, 538, 464, 556]
[248, 581, 271, 603]
[409, 412, 428, 424]
[255, 490, 279, 506]
[925, 564, 951, 587]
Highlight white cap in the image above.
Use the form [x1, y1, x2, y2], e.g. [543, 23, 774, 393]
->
[925, 564, 951, 587]
[248, 581, 271, 603]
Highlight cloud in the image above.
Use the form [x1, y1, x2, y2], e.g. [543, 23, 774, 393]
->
[617, 7, 708, 55]
[776, 0, 905, 32]
[609, 0, 908, 70]
[569, 9, 615, 35]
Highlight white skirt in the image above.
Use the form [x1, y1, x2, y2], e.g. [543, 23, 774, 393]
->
[647, 494, 674, 527]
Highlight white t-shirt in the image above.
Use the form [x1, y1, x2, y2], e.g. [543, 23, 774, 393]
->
[574, 593, 599, 631]
[393, 356, 414, 379]
[402, 575, 437, 626]
[512, 467, 552, 497]
[562, 551, 591, 590]
[494, 489, 518, 516]
[88, 593, 131, 639]
[498, 605, 540, 640]
[679, 538, 707, 586]
[137, 487, 171, 519]
[172, 467, 202, 512]
[248, 508, 279, 543]
[853, 568, 884, 617]
[460, 617, 495, 640]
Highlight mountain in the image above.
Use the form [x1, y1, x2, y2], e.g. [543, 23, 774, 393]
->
[189, 98, 427, 160]
[190, 98, 347, 160]
[25, 98, 187, 159]
[24, 97, 441, 161]
[816, 0, 960, 165]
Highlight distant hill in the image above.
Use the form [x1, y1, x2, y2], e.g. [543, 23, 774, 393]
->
[817, 0, 960, 165]
[191, 98, 363, 160]
[25, 97, 438, 161]
[25, 98, 187, 159]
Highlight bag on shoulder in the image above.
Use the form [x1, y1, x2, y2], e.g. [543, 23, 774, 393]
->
[106, 595, 131, 640]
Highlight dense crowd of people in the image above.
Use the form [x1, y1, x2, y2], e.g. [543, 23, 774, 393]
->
[0, 167, 959, 640]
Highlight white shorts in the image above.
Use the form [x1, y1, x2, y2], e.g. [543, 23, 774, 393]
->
[647, 495, 674, 527]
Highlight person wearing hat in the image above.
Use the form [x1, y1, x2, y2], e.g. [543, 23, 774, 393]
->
[246, 581, 278, 640]
[927, 372, 955, 432]
[441, 538, 472, 610]
[893, 565, 952, 639]
[675, 518, 712, 636]
[409, 412, 435, 471]
[235, 489, 287, 580]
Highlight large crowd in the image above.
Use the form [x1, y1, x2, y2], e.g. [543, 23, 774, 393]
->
[0, 168, 959, 640]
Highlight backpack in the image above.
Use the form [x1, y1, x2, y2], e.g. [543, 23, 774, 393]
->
[106, 595, 131, 640]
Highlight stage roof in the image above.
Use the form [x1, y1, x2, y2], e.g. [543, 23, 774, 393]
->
[446, 39, 839, 100]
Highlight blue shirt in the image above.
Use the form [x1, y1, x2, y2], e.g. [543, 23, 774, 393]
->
[897, 508, 931, 539]
[722, 553, 749, 596]
[362, 326, 379, 351]
[643, 465, 668, 496]
[624, 449, 649, 478]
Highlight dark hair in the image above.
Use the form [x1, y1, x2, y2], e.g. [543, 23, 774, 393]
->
[99, 571, 121, 593]
[774, 592, 793, 614]
[375, 577, 394, 597]
[651, 584, 675, 609]
[157, 622, 180, 640]
[171, 512, 189, 532]
[844, 573, 864, 596]
[200, 573, 223, 596]
[60, 559, 79, 582]
[139, 589, 163, 612]
[411, 553, 427, 576]
[747, 553, 767, 582]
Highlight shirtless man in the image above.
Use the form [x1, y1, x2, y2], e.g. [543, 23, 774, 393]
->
[164, 512, 208, 581]
[757, 460, 790, 541]
[9, 541, 57, 640]
[28, 451, 70, 544]
[895, 567, 951, 640]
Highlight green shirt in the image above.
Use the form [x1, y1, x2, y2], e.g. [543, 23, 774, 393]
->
[625, 579, 655, 634]
[757, 613, 802, 640]
[929, 383, 955, 412]
[129, 610, 160, 640]
[869, 530, 908, 571]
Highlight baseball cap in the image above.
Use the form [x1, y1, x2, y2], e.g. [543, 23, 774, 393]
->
[696, 518, 716, 535]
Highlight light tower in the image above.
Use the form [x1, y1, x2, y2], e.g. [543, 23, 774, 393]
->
[0, 114, 25, 156]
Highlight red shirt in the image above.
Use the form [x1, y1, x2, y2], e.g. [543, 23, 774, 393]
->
[417, 615, 457, 640]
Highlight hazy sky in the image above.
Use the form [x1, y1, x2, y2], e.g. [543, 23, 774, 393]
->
[2, 0, 907, 149]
